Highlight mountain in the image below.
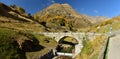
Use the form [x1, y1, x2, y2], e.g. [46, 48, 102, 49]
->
[34, 3, 92, 32]
[34, 3, 109, 32]
[81, 15, 109, 24]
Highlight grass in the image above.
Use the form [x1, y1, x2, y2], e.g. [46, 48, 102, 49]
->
[60, 46, 74, 53]
[0, 28, 26, 59]
[0, 15, 57, 59]
[26, 34, 57, 59]
[0, 27, 54, 59]
[33, 34, 57, 47]
[0, 22, 45, 32]
[97, 21, 120, 33]
[0, 27, 57, 59]
[76, 35, 107, 59]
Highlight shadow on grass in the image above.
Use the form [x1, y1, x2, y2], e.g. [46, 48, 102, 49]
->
[21, 39, 44, 52]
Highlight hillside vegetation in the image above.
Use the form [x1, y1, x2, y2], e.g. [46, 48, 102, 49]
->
[34, 3, 93, 32]
[0, 28, 32, 59]
[0, 2, 46, 32]
[89, 16, 120, 33]
[0, 27, 57, 59]
[0, 2, 57, 59]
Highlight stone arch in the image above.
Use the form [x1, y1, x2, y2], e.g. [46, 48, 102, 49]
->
[56, 35, 82, 44]
[56, 35, 79, 53]
[58, 36, 79, 45]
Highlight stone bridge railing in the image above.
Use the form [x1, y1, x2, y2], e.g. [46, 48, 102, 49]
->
[35, 32, 102, 41]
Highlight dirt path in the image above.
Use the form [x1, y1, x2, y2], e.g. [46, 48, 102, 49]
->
[108, 34, 120, 59]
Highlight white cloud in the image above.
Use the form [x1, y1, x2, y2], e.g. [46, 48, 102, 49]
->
[93, 10, 99, 13]
[51, 0, 55, 3]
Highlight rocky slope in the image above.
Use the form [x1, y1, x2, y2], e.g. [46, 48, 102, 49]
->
[81, 15, 109, 24]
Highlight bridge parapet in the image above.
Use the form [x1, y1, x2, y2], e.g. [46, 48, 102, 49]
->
[35, 32, 103, 41]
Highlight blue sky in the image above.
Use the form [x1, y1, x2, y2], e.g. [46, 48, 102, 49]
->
[0, 0, 120, 18]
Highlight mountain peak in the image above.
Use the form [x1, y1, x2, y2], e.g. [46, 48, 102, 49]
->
[34, 3, 92, 32]
[49, 3, 71, 7]
[35, 3, 81, 18]
[47, 3, 72, 9]
[61, 3, 71, 7]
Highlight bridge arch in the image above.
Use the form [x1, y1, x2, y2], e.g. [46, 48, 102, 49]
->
[58, 36, 79, 45]
[55, 35, 82, 45]
[55, 35, 83, 57]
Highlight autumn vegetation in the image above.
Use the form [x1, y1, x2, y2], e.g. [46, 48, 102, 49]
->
[0, 2, 120, 59]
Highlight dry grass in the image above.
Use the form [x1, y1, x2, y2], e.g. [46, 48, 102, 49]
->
[0, 22, 45, 32]
[89, 16, 120, 33]
[76, 35, 106, 59]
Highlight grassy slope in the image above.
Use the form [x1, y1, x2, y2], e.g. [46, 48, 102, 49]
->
[0, 16, 45, 32]
[0, 27, 57, 59]
[76, 35, 106, 59]
[89, 16, 120, 33]
[26, 34, 57, 59]
[0, 6, 56, 59]
[0, 3, 57, 59]
[0, 28, 26, 59]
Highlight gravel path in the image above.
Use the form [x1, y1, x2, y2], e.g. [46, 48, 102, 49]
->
[108, 34, 120, 59]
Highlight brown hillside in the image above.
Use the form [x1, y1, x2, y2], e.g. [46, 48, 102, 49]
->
[0, 2, 33, 22]
[0, 2, 46, 32]
[34, 3, 92, 32]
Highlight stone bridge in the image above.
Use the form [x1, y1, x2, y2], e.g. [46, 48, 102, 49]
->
[35, 32, 102, 58]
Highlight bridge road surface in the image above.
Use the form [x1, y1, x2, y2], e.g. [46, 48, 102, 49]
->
[108, 34, 120, 59]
